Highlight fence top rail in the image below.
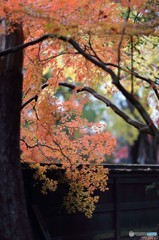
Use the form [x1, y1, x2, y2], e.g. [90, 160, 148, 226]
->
[103, 164, 159, 172]
[22, 162, 159, 173]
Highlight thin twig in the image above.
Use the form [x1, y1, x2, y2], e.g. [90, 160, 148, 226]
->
[117, 5, 131, 79]
[130, 36, 134, 95]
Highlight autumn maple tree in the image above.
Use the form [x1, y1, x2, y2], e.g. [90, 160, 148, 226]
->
[0, 0, 159, 239]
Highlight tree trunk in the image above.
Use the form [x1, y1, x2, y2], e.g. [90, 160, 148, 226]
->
[130, 133, 158, 164]
[0, 23, 33, 240]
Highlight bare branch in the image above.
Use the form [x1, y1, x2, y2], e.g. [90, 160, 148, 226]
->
[130, 36, 134, 95]
[0, 34, 55, 56]
[117, 5, 131, 79]
[59, 82, 153, 135]
[103, 63, 159, 100]
[115, 80, 159, 135]
[21, 83, 48, 110]
[88, 34, 104, 64]
[131, 70, 159, 100]
[20, 138, 71, 162]
[20, 138, 59, 151]
[21, 80, 153, 135]
[39, 51, 79, 63]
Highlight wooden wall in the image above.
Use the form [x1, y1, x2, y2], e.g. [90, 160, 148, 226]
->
[23, 165, 159, 240]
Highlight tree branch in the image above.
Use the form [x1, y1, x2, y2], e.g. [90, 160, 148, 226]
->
[21, 83, 48, 110]
[104, 63, 159, 100]
[3, 32, 157, 98]
[20, 138, 58, 151]
[21, 78, 156, 136]
[114, 80, 159, 135]
[2, 33, 158, 136]
[131, 70, 159, 100]
[0, 34, 55, 56]
[59, 82, 153, 135]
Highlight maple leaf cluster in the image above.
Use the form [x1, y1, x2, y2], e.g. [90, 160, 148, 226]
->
[21, 90, 116, 217]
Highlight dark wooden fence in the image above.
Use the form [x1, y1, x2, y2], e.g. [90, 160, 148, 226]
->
[23, 165, 159, 240]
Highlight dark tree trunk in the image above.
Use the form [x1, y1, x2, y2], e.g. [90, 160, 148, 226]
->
[0, 23, 33, 240]
[130, 133, 158, 164]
